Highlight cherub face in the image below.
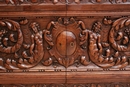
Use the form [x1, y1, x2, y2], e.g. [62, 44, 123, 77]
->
[93, 22, 102, 33]
[94, 27, 101, 33]
[32, 26, 38, 33]
[30, 22, 39, 33]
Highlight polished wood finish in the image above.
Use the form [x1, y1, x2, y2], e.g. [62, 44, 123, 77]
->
[0, 1, 130, 87]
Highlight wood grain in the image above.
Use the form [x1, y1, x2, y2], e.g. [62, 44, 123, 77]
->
[0, 1, 130, 86]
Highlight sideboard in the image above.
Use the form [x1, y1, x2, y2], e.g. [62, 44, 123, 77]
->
[0, 0, 130, 87]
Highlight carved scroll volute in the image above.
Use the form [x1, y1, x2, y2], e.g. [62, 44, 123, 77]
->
[0, 19, 23, 54]
[84, 18, 130, 69]
[89, 22, 114, 68]
[107, 17, 130, 68]
[0, 20, 45, 69]
[80, 21, 116, 68]
[109, 17, 130, 51]
[0, 19, 23, 69]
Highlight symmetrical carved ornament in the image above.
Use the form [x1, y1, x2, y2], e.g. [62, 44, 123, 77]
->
[0, 17, 130, 70]
[43, 18, 89, 67]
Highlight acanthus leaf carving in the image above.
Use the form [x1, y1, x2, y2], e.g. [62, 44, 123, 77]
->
[80, 18, 130, 69]
[109, 17, 130, 52]
[0, 19, 23, 54]
[0, 19, 45, 70]
[0, 19, 23, 69]
[0, 17, 130, 70]
[80, 21, 115, 68]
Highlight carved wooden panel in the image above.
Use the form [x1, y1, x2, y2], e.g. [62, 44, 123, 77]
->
[0, 16, 130, 71]
[0, 1, 130, 86]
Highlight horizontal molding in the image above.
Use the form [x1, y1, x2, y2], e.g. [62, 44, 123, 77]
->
[0, 5, 66, 12]
[67, 4, 130, 11]
[0, 4, 130, 12]
[0, 72, 66, 84]
[0, 12, 130, 17]
[67, 71, 130, 83]
[0, 71, 130, 84]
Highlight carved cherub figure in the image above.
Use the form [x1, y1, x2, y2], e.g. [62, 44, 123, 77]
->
[80, 21, 116, 68]
[22, 22, 44, 63]
[29, 22, 43, 55]
[90, 21, 102, 54]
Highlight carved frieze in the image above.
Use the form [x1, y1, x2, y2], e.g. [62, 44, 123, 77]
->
[0, 17, 130, 71]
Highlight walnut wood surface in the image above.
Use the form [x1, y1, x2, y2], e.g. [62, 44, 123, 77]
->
[0, 1, 130, 86]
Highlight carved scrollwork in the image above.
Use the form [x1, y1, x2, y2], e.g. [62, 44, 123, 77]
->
[0, 19, 23, 69]
[0, 19, 44, 69]
[107, 17, 130, 68]
[80, 21, 115, 68]
[0, 19, 23, 54]
[1, 17, 130, 70]
[0, 20, 23, 69]
[43, 18, 89, 68]
[109, 17, 130, 51]
[80, 17, 130, 69]
[18, 22, 44, 69]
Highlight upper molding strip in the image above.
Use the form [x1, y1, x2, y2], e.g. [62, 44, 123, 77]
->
[0, 0, 130, 5]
